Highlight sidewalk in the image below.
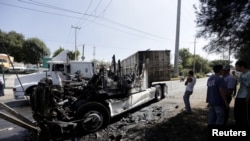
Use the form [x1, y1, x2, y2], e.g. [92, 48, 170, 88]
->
[0, 74, 16, 104]
[0, 74, 19, 103]
[0, 89, 13, 103]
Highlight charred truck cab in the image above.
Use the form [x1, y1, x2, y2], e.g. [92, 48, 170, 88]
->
[30, 51, 169, 140]
[13, 50, 95, 99]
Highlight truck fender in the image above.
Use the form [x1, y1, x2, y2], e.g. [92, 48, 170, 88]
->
[25, 85, 37, 96]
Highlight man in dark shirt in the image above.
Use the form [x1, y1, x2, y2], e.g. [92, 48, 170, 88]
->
[222, 65, 236, 125]
[206, 65, 228, 125]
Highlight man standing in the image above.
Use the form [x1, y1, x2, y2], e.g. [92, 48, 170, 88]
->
[234, 60, 250, 127]
[0, 79, 4, 96]
[206, 65, 228, 125]
[222, 65, 236, 124]
[183, 70, 196, 114]
[231, 70, 238, 96]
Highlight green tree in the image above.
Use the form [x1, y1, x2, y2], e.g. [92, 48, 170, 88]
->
[0, 30, 25, 62]
[0, 30, 50, 64]
[178, 48, 211, 75]
[53, 47, 80, 60]
[53, 47, 64, 57]
[67, 50, 80, 60]
[179, 48, 193, 68]
[194, 55, 211, 74]
[195, 0, 250, 63]
[22, 38, 50, 64]
[209, 60, 230, 68]
[89, 59, 111, 71]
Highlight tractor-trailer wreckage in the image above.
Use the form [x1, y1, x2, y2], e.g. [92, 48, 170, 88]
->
[0, 50, 171, 140]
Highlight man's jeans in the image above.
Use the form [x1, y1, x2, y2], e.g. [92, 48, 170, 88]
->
[208, 105, 225, 125]
[183, 90, 193, 113]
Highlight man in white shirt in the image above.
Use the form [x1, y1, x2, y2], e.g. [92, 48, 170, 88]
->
[234, 60, 250, 127]
[183, 70, 196, 114]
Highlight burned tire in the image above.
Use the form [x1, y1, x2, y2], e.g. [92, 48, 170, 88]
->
[76, 102, 110, 134]
[154, 85, 162, 101]
[161, 85, 168, 98]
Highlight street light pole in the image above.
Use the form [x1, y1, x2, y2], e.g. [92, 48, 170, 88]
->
[71, 26, 81, 60]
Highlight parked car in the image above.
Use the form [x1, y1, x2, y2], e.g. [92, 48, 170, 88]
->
[8, 64, 26, 73]
[206, 72, 214, 77]
[24, 65, 39, 74]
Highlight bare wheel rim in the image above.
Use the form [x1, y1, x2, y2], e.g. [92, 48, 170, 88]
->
[81, 111, 104, 132]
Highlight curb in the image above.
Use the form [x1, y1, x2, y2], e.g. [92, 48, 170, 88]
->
[4, 100, 30, 108]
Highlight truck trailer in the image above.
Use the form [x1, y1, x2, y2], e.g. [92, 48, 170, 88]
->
[121, 49, 171, 85]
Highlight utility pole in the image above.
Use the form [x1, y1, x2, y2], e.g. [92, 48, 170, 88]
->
[229, 35, 231, 65]
[174, 0, 181, 77]
[81, 45, 85, 61]
[71, 25, 81, 60]
[193, 38, 196, 73]
[93, 46, 96, 60]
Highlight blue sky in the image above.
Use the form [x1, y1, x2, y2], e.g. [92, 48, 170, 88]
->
[0, 0, 226, 64]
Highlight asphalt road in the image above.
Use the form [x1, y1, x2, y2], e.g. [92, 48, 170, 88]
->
[0, 75, 209, 141]
[0, 103, 33, 141]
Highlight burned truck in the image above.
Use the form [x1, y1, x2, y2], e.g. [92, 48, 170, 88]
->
[1, 50, 171, 140]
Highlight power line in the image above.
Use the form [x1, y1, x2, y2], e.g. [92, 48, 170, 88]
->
[75, 0, 94, 26]
[78, 0, 112, 29]
[96, 17, 170, 40]
[19, 0, 84, 15]
[0, 2, 81, 19]
[1, 1, 197, 49]
[86, 19, 165, 41]
[2, 1, 169, 40]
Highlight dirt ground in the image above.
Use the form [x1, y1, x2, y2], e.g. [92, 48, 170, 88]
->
[78, 99, 237, 141]
[117, 101, 235, 141]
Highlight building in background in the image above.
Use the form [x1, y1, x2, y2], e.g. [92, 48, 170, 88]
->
[0, 53, 14, 72]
